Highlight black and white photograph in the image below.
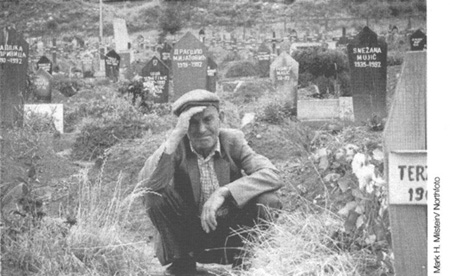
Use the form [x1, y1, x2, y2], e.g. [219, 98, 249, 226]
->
[0, 0, 448, 275]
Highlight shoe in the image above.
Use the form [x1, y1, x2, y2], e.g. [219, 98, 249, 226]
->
[164, 258, 197, 276]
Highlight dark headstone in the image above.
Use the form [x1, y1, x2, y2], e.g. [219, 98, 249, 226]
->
[0, 26, 29, 127]
[36, 55, 52, 74]
[105, 50, 121, 81]
[159, 42, 173, 70]
[409, 29, 426, 51]
[34, 68, 52, 103]
[257, 43, 271, 78]
[206, 57, 217, 93]
[347, 26, 388, 123]
[172, 32, 208, 100]
[141, 56, 170, 103]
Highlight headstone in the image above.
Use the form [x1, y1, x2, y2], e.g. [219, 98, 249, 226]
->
[81, 53, 95, 78]
[34, 68, 52, 103]
[118, 51, 131, 69]
[347, 26, 387, 123]
[105, 49, 120, 82]
[256, 43, 271, 78]
[159, 42, 173, 70]
[409, 29, 426, 51]
[36, 55, 52, 74]
[199, 28, 205, 44]
[270, 52, 299, 104]
[172, 32, 208, 100]
[0, 26, 29, 127]
[383, 51, 426, 276]
[338, 27, 351, 46]
[141, 56, 170, 103]
[113, 18, 130, 52]
[206, 57, 217, 93]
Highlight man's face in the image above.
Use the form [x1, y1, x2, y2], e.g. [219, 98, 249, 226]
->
[187, 106, 220, 156]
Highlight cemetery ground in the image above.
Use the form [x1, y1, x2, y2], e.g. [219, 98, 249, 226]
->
[0, 68, 400, 275]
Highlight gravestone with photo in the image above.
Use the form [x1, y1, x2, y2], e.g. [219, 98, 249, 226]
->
[172, 32, 208, 100]
[34, 68, 52, 103]
[0, 26, 29, 127]
[347, 26, 387, 123]
[36, 55, 52, 74]
[142, 56, 170, 103]
[105, 49, 121, 82]
[257, 43, 271, 78]
[206, 57, 217, 93]
[409, 29, 426, 51]
[270, 52, 299, 105]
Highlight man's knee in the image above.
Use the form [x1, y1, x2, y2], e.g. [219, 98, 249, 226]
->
[254, 192, 282, 221]
[143, 186, 183, 218]
[254, 191, 282, 210]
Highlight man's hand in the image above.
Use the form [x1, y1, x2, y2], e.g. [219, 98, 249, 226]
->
[165, 106, 206, 154]
[201, 187, 230, 233]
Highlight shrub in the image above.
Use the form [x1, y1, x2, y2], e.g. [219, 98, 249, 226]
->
[258, 102, 292, 124]
[225, 61, 259, 78]
[70, 96, 158, 161]
[292, 48, 350, 95]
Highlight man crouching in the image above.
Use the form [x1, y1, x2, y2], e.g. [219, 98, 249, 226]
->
[138, 89, 283, 276]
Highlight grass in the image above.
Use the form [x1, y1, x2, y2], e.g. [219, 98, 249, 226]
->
[1, 163, 155, 276]
[227, 205, 376, 276]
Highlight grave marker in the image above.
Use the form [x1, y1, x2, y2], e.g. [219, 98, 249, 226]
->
[36, 55, 52, 74]
[383, 51, 426, 276]
[269, 52, 298, 104]
[0, 26, 29, 127]
[105, 50, 120, 81]
[257, 43, 271, 78]
[409, 29, 426, 51]
[347, 26, 387, 123]
[172, 32, 208, 100]
[81, 53, 95, 78]
[158, 42, 173, 70]
[141, 56, 170, 103]
[113, 18, 130, 52]
[34, 68, 52, 103]
[206, 57, 217, 93]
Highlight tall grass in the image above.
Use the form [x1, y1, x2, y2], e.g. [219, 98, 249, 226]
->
[228, 206, 376, 276]
[1, 163, 155, 275]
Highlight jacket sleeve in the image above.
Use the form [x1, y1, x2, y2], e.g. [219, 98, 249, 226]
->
[225, 130, 283, 208]
[137, 143, 177, 192]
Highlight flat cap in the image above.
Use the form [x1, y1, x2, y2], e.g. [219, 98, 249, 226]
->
[172, 89, 220, 116]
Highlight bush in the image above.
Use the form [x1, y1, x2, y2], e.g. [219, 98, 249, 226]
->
[258, 102, 292, 124]
[292, 48, 350, 95]
[70, 96, 159, 161]
[225, 61, 259, 78]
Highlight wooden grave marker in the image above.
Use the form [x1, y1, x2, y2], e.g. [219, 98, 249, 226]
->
[0, 26, 29, 127]
[383, 51, 427, 276]
[347, 26, 387, 124]
[269, 51, 298, 105]
[36, 55, 52, 74]
[172, 32, 208, 100]
[105, 49, 120, 82]
[257, 43, 271, 78]
[206, 57, 217, 93]
[34, 68, 52, 103]
[409, 29, 427, 51]
[142, 56, 170, 103]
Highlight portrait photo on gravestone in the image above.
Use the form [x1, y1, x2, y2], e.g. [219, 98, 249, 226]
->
[0, 1, 441, 276]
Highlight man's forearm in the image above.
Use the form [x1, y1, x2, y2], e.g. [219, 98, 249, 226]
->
[164, 129, 185, 154]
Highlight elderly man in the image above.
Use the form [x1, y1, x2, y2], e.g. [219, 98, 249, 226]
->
[138, 89, 283, 275]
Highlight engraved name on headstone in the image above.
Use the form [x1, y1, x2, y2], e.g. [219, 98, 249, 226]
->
[347, 26, 387, 123]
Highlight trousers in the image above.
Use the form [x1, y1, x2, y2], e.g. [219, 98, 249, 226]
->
[144, 185, 281, 265]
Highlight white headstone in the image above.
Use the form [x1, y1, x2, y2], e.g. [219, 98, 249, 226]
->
[113, 18, 130, 52]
